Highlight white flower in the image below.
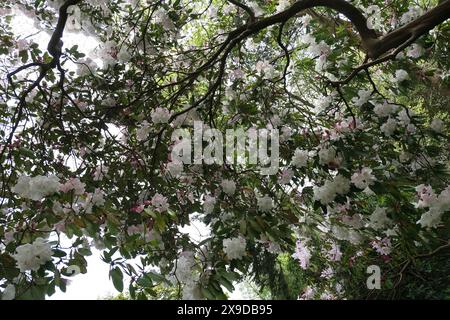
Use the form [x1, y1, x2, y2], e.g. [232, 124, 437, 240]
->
[394, 69, 409, 83]
[47, 0, 65, 10]
[151, 107, 171, 124]
[257, 195, 274, 212]
[315, 94, 333, 113]
[12, 175, 61, 201]
[1, 284, 15, 300]
[299, 14, 312, 26]
[352, 89, 371, 107]
[416, 185, 450, 229]
[223, 236, 247, 260]
[166, 160, 183, 178]
[66, 6, 82, 31]
[136, 120, 151, 141]
[415, 184, 437, 208]
[203, 195, 216, 214]
[97, 41, 119, 67]
[406, 123, 416, 133]
[333, 175, 351, 195]
[76, 57, 98, 76]
[397, 109, 414, 126]
[318, 146, 339, 165]
[369, 207, 392, 230]
[400, 7, 423, 25]
[173, 251, 196, 283]
[326, 243, 342, 262]
[309, 40, 330, 57]
[29, 175, 61, 201]
[278, 168, 294, 185]
[320, 267, 334, 279]
[13, 238, 53, 272]
[315, 54, 329, 72]
[373, 102, 398, 118]
[276, 0, 291, 12]
[154, 8, 175, 31]
[364, 5, 382, 31]
[371, 237, 392, 255]
[84, 188, 105, 213]
[436, 186, 450, 213]
[266, 241, 281, 254]
[280, 126, 292, 142]
[299, 285, 316, 300]
[313, 183, 336, 205]
[247, 1, 264, 16]
[91, 188, 105, 206]
[93, 165, 108, 181]
[351, 167, 376, 190]
[221, 179, 236, 195]
[151, 193, 169, 212]
[342, 214, 364, 229]
[60, 178, 85, 195]
[417, 208, 443, 228]
[292, 149, 309, 168]
[313, 175, 350, 205]
[406, 44, 424, 58]
[292, 240, 311, 269]
[380, 117, 397, 136]
[430, 118, 444, 133]
[255, 60, 277, 79]
[11, 176, 31, 198]
[332, 226, 362, 244]
[117, 46, 131, 62]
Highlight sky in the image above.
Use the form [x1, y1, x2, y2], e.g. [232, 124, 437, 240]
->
[6, 4, 247, 300]
[47, 221, 245, 300]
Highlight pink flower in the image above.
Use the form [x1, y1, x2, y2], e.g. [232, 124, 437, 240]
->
[151, 193, 169, 212]
[131, 205, 145, 213]
[59, 178, 85, 195]
[54, 221, 66, 233]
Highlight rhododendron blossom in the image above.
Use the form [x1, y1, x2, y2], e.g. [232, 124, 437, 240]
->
[0, 0, 449, 301]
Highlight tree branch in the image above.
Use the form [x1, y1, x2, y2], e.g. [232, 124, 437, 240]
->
[227, 0, 256, 23]
[370, 0, 450, 59]
[47, 0, 82, 60]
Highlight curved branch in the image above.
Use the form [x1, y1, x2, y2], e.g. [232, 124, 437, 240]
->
[370, 0, 450, 59]
[243, 0, 378, 52]
[227, 0, 256, 23]
[244, 0, 450, 59]
[47, 0, 82, 60]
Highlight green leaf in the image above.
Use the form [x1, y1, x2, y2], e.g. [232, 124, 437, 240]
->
[19, 50, 28, 63]
[200, 286, 215, 300]
[78, 248, 92, 256]
[146, 272, 170, 285]
[111, 267, 124, 292]
[218, 276, 234, 292]
[52, 249, 67, 258]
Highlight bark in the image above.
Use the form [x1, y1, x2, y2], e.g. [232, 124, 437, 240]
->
[47, 0, 82, 60]
[237, 0, 450, 60]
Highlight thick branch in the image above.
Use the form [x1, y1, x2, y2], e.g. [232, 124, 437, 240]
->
[227, 0, 256, 22]
[370, 0, 450, 59]
[241, 0, 378, 52]
[230, 0, 449, 61]
[47, 0, 82, 60]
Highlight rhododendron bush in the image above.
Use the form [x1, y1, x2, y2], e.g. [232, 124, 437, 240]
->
[0, 0, 449, 300]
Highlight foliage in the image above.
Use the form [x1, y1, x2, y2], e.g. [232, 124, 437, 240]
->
[0, 0, 449, 300]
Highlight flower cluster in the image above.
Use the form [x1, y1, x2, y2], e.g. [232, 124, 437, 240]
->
[223, 236, 247, 260]
[12, 238, 53, 272]
[12, 175, 61, 201]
